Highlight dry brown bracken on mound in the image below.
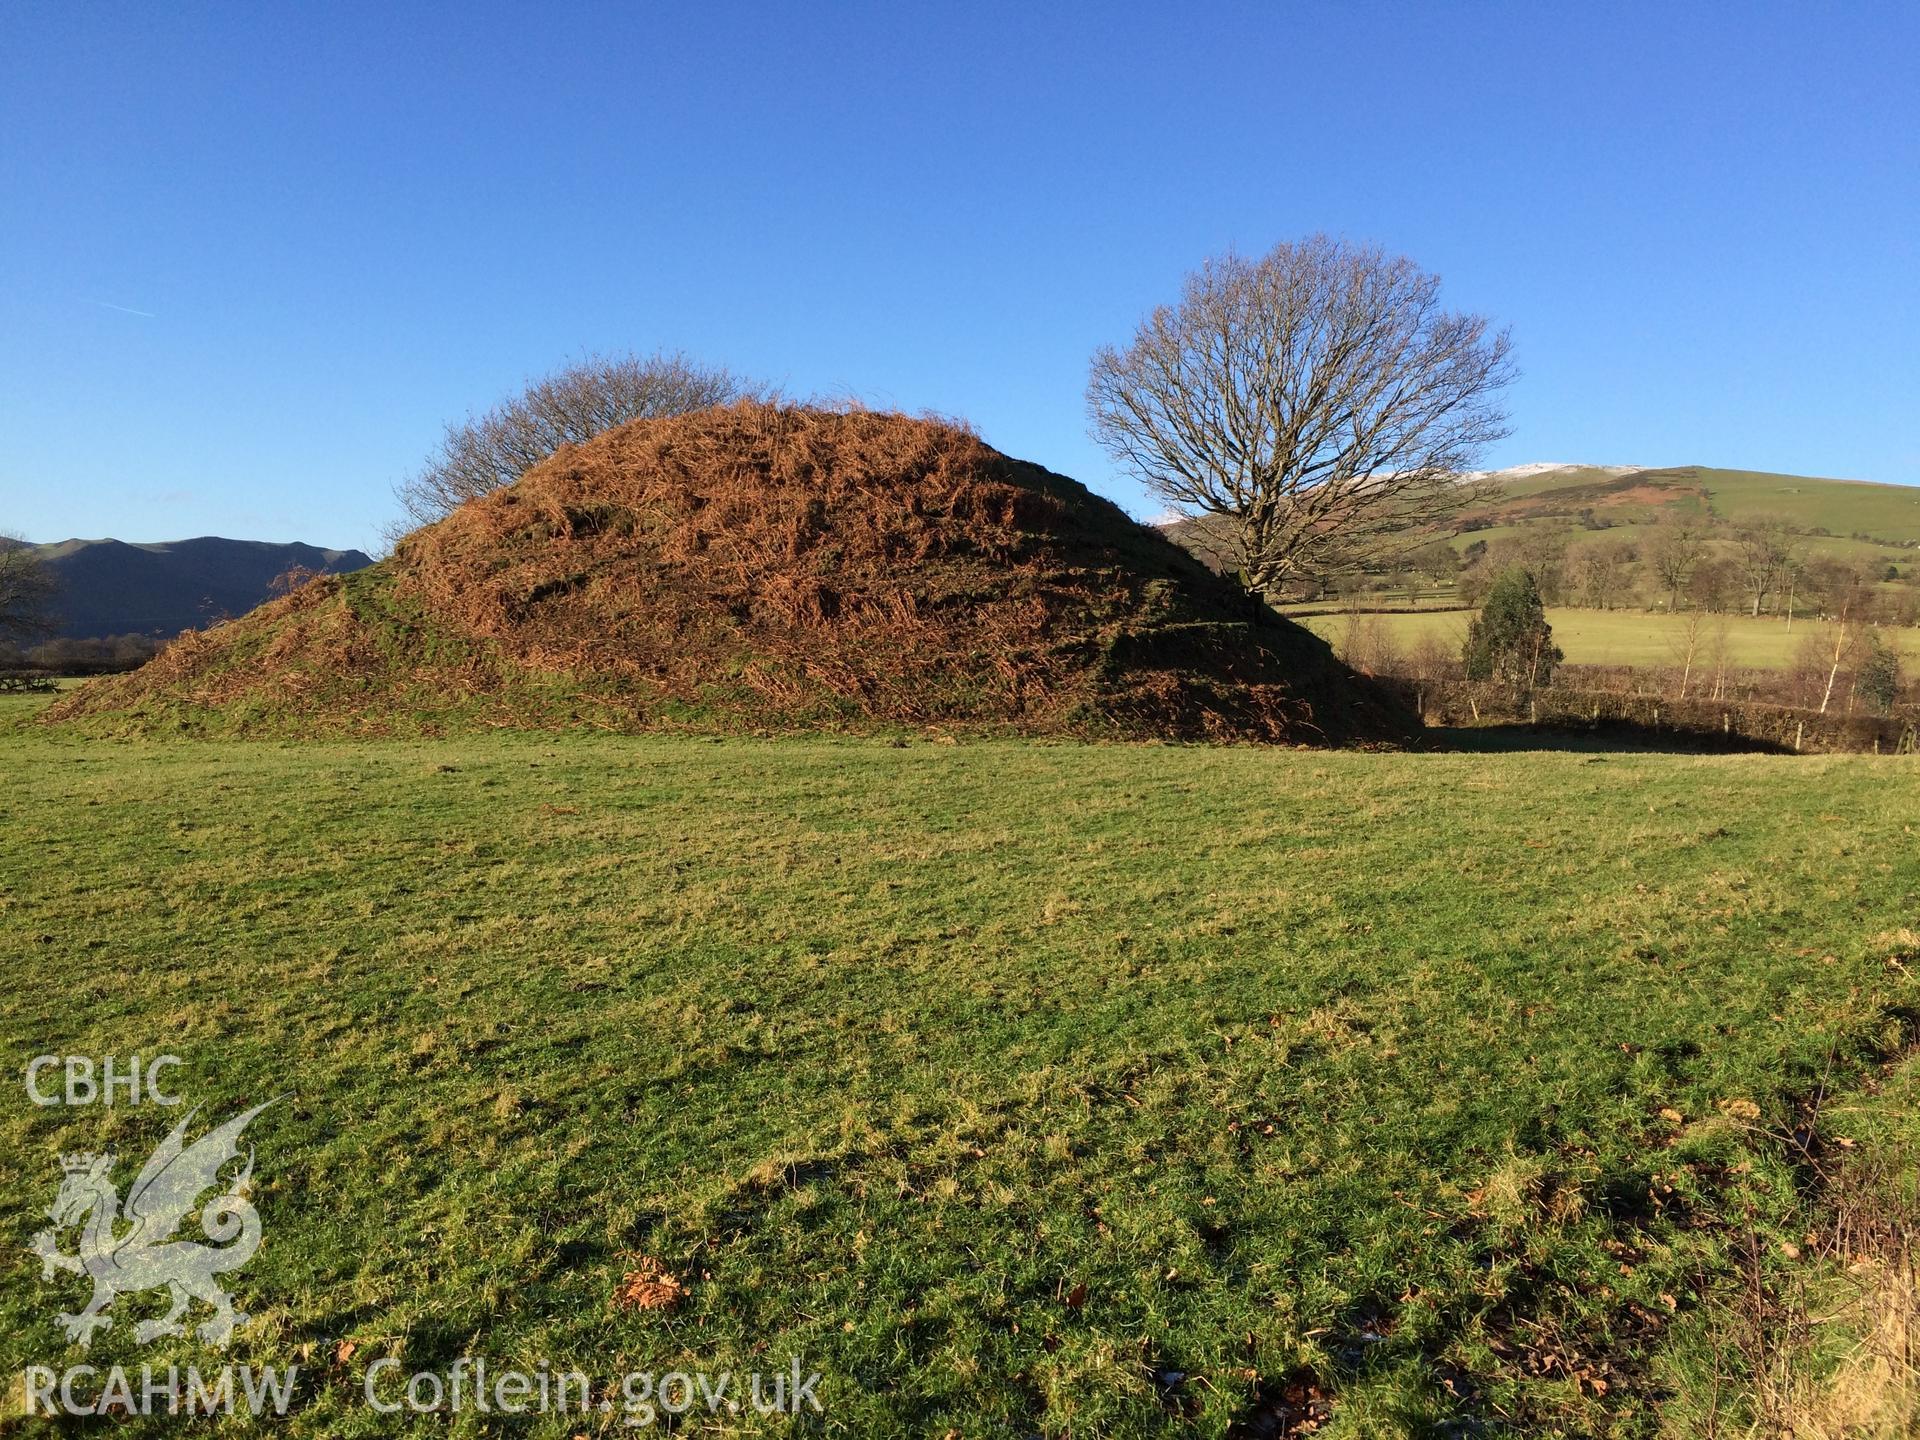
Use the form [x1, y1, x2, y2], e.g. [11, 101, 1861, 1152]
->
[48, 404, 1410, 744]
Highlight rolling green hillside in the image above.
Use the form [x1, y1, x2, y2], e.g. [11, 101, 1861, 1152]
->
[1163, 465, 1920, 593]
[1460, 464, 1920, 565]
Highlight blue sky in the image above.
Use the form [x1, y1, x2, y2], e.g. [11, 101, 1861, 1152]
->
[3, 1, 1916, 552]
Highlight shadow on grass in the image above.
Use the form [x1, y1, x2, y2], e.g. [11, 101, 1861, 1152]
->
[1415, 723, 1794, 756]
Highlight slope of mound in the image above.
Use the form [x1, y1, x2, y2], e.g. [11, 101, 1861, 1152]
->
[48, 405, 1408, 744]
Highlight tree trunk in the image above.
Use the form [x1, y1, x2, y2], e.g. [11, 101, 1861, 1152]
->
[1819, 623, 1847, 714]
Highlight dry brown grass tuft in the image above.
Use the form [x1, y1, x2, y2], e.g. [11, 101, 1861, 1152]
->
[1777, 1148, 1920, 1439]
[1672, 1123, 1920, 1437]
[611, 1257, 688, 1313]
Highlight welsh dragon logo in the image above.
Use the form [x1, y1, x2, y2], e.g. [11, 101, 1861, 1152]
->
[28, 1101, 276, 1348]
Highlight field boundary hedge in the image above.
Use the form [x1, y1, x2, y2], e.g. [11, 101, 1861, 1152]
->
[1385, 678, 1919, 753]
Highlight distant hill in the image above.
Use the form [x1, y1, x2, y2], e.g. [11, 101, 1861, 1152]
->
[1161, 464, 1920, 583]
[1459, 464, 1920, 560]
[29, 536, 374, 639]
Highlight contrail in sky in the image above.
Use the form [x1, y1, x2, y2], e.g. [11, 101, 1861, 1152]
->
[84, 299, 156, 318]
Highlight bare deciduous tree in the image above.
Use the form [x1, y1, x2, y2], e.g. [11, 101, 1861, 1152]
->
[1464, 531, 1567, 607]
[0, 535, 58, 644]
[1734, 515, 1800, 618]
[1570, 536, 1637, 610]
[1666, 607, 1727, 700]
[1800, 556, 1872, 621]
[1709, 618, 1733, 700]
[1817, 621, 1851, 714]
[1811, 568, 1879, 713]
[1406, 630, 1456, 685]
[1087, 236, 1515, 597]
[1409, 538, 1460, 586]
[393, 350, 753, 533]
[1336, 610, 1404, 678]
[1689, 556, 1739, 614]
[1648, 518, 1705, 610]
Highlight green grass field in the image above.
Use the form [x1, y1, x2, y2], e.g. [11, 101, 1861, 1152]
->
[3, 697, 1917, 1435]
[1302, 605, 1920, 671]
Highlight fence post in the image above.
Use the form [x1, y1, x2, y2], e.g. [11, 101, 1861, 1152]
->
[1794, 720, 1804, 753]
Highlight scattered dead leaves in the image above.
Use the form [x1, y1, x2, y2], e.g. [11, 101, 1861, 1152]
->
[612, 1257, 687, 1313]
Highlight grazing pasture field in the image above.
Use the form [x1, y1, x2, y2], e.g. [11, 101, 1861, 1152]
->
[1, 710, 1916, 1435]
[1300, 605, 1920, 671]
[1668, 467, 1920, 541]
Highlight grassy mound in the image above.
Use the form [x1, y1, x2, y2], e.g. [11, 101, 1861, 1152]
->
[47, 404, 1406, 743]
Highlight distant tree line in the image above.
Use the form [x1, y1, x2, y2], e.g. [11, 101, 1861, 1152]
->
[1334, 563, 1911, 725]
[1443, 515, 1918, 628]
[0, 633, 162, 675]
